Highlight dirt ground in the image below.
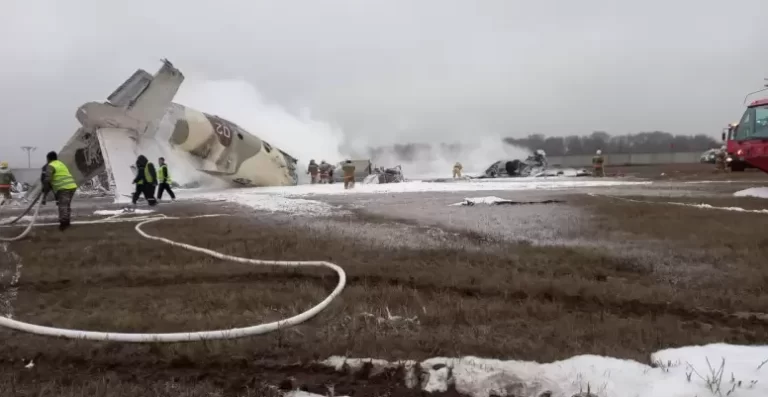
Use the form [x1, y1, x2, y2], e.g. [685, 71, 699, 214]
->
[0, 170, 767, 396]
[605, 162, 768, 181]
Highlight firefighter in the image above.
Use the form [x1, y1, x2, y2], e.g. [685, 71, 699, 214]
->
[533, 149, 548, 167]
[0, 161, 16, 204]
[319, 160, 331, 184]
[132, 155, 157, 206]
[592, 150, 605, 177]
[307, 159, 319, 184]
[342, 160, 356, 189]
[715, 145, 727, 172]
[453, 162, 463, 178]
[40, 151, 78, 231]
[157, 157, 176, 201]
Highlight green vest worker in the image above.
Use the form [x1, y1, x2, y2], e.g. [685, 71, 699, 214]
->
[132, 155, 158, 206]
[41, 151, 78, 231]
[156, 157, 176, 201]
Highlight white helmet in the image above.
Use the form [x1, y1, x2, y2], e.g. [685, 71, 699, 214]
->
[536, 149, 545, 156]
[596, 149, 602, 155]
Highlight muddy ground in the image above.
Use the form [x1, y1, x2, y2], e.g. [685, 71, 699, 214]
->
[0, 164, 767, 396]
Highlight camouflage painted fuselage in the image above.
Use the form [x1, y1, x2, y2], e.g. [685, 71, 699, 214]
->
[159, 104, 299, 187]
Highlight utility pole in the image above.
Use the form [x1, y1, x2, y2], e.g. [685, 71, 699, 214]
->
[20, 146, 36, 168]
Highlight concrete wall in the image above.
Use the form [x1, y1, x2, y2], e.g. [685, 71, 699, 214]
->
[9, 168, 41, 185]
[547, 151, 702, 167]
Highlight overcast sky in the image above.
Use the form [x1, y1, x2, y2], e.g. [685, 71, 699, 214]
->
[2, 0, 767, 166]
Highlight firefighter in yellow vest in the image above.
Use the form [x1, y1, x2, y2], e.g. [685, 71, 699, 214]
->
[156, 157, 176, 201]
[0, 161, 16, 204]
[132, 155, 158, 206]
[41, 151, 78, 231]
[453, 162, 463, 178]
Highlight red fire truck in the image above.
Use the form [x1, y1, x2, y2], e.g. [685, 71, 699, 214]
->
[722, 98, 768, 173]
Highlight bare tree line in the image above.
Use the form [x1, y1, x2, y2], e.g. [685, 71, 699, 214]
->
[366, 132, 720, 162]
[503, 131, 720, 156]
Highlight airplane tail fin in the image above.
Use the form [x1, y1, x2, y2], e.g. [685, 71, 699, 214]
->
[126, 59, 184, 129]
[23, 128, 107, 202]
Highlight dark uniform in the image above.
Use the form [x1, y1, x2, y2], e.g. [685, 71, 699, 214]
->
[157, 158, 176, 200]
[132, 155, 158, 206]
[307, 160, 319, 184]
[41, 152, 78, 231]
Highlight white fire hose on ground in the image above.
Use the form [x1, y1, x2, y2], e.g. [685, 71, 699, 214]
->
[0, 196, 347, 343]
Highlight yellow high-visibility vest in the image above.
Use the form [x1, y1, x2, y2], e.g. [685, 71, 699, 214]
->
[158, 164, 172, 183]
[49, 160, 77, 192]
[137, 163, 154, 185]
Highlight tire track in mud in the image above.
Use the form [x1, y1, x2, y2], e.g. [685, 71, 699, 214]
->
[0, 360, 461, 397]
[15, 272, 768, 330]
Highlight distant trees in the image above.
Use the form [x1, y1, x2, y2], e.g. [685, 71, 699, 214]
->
[503, 131, 720, 156]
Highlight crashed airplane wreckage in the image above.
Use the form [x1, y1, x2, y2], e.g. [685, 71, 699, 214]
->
[25, 59, 299, 203]
[479, 155, 591, 179]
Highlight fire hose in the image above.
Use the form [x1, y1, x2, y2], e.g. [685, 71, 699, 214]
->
[0, 195, 346, 342]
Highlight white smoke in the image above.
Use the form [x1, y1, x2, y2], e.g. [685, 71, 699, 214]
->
[174, 77, 529, 182]
[175, 78, 348, 184]
[366, 136, 530, 179]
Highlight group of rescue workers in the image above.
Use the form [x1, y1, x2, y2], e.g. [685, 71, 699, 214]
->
[448, 149, 607, 178]
[130, 155, 176, 206]
[0, 151, 80, 231]
[306, 159, 357, 189]
[0, 152, 176, 232]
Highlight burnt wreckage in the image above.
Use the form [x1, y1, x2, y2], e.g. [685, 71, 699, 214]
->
[481, 152, 591, 178]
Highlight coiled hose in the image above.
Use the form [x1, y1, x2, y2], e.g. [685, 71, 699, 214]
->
[0, 195, 346, 342]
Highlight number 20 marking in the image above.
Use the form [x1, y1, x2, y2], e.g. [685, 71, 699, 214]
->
[214, 122, 231, 139]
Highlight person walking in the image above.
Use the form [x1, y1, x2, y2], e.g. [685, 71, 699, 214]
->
[40, 151, 78, 231]
[132, 155, 157, 206]
[156, 157, 176, 201]
[592, 150, 605, 177]
[342, 160, 356, 189]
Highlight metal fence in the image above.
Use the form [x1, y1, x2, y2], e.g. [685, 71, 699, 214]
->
[547, 151, 702, 167]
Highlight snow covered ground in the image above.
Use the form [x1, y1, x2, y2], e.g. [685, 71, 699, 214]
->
[734, 187, 768, 199]
[309, 343, 768, 397]
[180, 178, 649, 216]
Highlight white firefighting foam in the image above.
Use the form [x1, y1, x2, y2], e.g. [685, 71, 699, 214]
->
[733, 187, 768, 199]
[305, 343, 768, 397]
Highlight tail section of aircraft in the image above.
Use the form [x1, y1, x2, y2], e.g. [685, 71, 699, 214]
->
[25, 59, 300, 203]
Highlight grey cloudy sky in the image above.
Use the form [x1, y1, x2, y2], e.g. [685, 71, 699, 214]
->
[2, 0, 767, 166]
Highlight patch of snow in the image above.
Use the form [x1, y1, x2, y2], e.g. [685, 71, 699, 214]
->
[182, 179, 649, 199]
[734, 187, 768, 199]
[1, 214, 58, 225]
[199, 192, 342, 216]
[320, 343, 768, 397]
[449, 196, 514, 206]
[284, 392, 350, 397]
[93, 209, 155, 216]
[596, 194, 768, 214]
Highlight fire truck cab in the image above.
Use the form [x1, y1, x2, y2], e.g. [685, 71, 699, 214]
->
[722, 98, 768, 172]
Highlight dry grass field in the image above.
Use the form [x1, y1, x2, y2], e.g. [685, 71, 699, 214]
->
[0, 173, 767, 396]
